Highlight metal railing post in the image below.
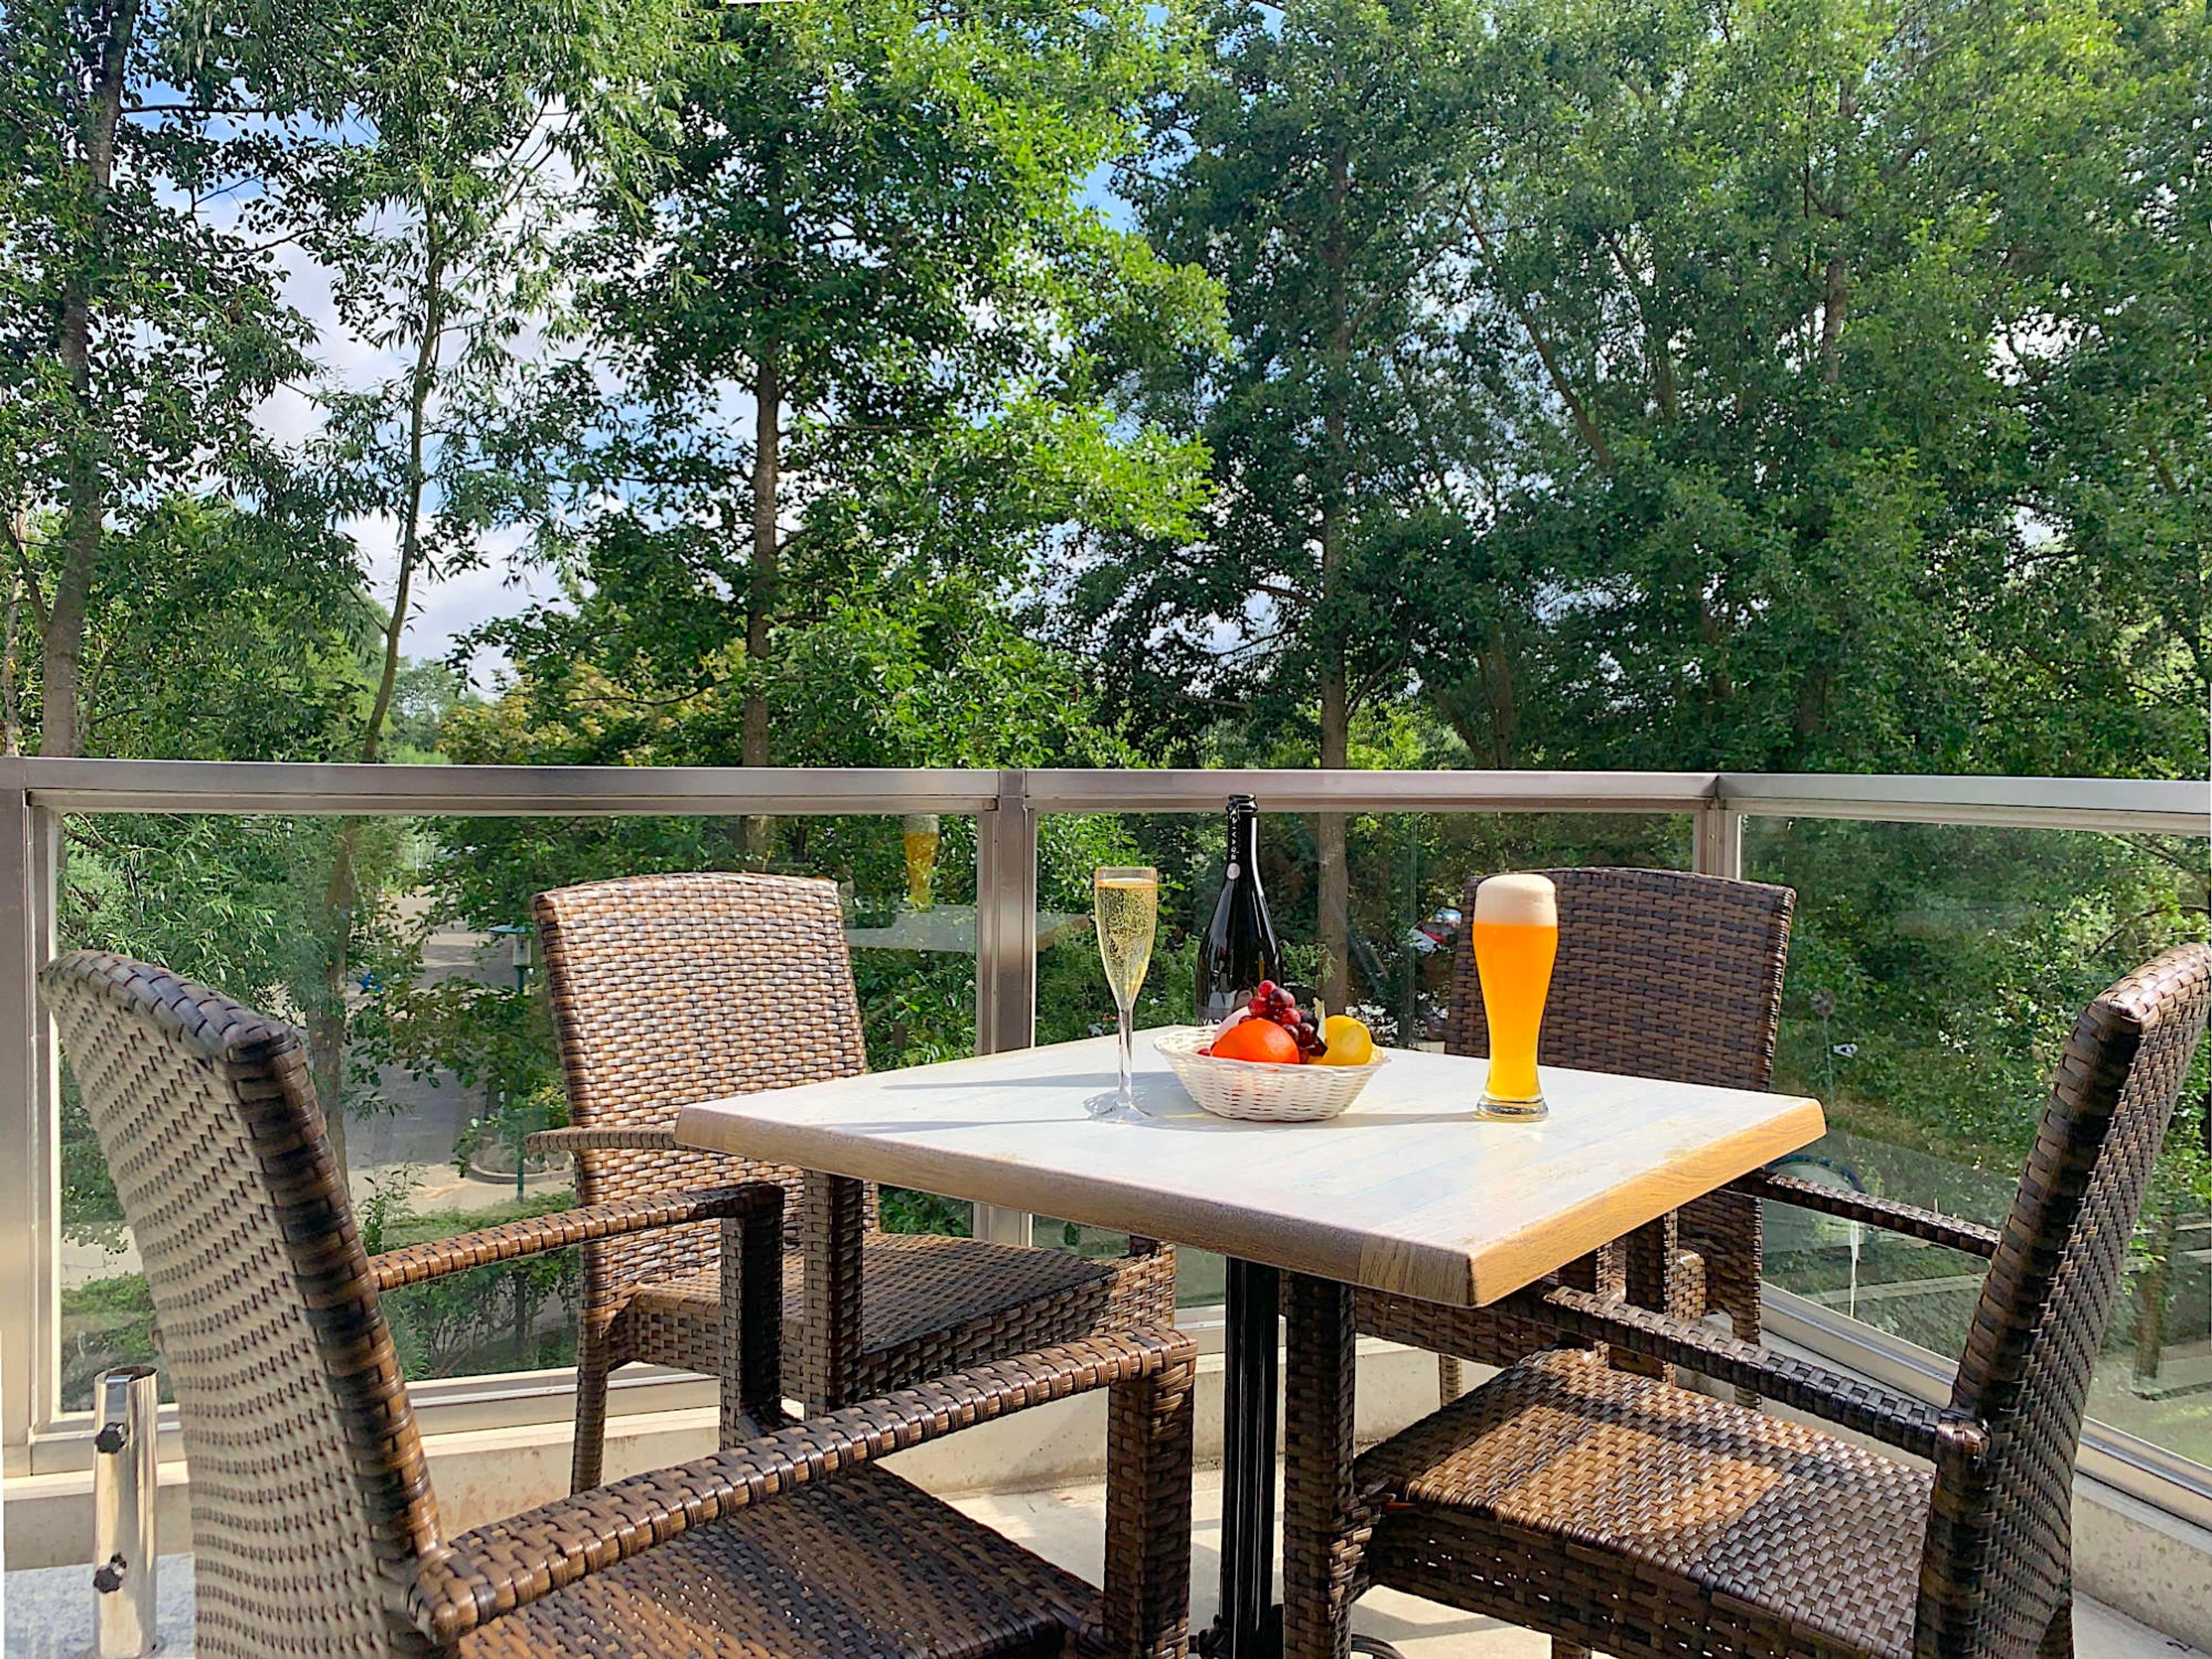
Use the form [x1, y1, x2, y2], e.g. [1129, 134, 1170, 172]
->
[0, 783, 55, 1472]
[91, 1365, 160, 1656]
[971, 770, 1039, 1247]
[1692, 798, 1745, 880]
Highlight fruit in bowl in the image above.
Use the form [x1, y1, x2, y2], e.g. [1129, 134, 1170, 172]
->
[1315, 1014, 1375, 1067]
[1205, 982, 1372, 1066]
[1210, 1016, 1302, 1065]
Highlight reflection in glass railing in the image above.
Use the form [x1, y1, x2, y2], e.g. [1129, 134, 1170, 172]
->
[1748, 819, 2210, 1468]
[55, 809, 979, 1406]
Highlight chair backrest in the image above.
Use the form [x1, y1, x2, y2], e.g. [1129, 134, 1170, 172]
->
[1445, 866, 1795, 1090]
[1916, 942, 2212, 1659]
[42, 951, 441, 1658]
[533, 870, 872, 1289]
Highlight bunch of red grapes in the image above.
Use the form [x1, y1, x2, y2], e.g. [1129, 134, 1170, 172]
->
[1244, 980, 1327, 1059]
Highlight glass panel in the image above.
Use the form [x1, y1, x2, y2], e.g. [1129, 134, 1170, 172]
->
[1035, 808, 1691, 1302]
[1748, 819, 2211, 1469]
[55, 810, 977, 1407]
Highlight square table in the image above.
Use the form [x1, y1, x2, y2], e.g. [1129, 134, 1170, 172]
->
[676, 1029, 1824, 1659]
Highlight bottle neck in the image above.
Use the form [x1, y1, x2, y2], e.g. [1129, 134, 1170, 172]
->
[1225, 806, 1259, 880]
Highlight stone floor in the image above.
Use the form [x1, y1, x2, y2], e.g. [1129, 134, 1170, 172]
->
[6, 1471, 2202, 1656]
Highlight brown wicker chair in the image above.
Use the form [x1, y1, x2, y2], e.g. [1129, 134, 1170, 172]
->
[529, 870, 1179, 1488]
[1281, 941, 2212, 1659]
[45, 948, 1197, 1659]
[1354, 867, 1795, 1398]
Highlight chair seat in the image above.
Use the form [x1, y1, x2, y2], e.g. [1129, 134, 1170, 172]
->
[1359, 1350, 1931, 1659]
[457, 1464, 1100, 1658]
[618, 1231, 1157, 1391]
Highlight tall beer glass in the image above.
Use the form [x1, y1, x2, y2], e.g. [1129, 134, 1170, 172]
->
[1472, 873, 1558, 1119]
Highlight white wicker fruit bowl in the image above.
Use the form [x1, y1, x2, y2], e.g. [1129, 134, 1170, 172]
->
[1154, 1025, 1388, 1123]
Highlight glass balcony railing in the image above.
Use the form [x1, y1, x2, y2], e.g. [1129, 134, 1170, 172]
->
[1, 759, 2204, 1531]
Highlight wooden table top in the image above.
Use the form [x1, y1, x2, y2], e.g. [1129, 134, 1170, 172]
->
[675, 1030, 1824, 1308]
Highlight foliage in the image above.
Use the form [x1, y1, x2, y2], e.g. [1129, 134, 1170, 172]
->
[485, 0, 1218, 790]
[0, 0, 333, 753]
[364, 1175, 585, 1378]
[25, 0, 2211, 1450]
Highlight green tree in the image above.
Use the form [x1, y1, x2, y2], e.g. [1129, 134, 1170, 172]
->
[1397, 0, 2207, 778]
[0, 0, 330, 754]
[1059, 0, 1490, 1007]
[559, 0, 1216, 844]
[285, 0, 680, 1156]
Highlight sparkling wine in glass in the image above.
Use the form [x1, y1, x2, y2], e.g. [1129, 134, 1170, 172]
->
[1093, 867, 1159, 1118]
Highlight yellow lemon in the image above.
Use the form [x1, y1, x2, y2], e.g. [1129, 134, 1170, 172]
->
[1316, 1014, 1375, 1066]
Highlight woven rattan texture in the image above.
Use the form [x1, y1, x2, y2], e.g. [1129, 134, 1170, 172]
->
[536, 870, 1175, 1480]
[535, 871, 872, 1293]
[1299, 942, 2209, 1659]
[453, 1467, 1088, 1659]
[1920, 942, 2212, 1659]
[1356, 866, 1794, 1373]
[44, 951, 440, 1658]
[1361, 1349, 1932, 1659]
[415, 1332, 1199, 1653]
[47, 949, 1200, 1658]
[626, 1229, 1165, 1385]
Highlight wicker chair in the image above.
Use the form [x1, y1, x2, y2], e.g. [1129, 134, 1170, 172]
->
[45, 948, 1197, 1659]
[1354, 867, 1795, 1399]
[529, 870, 1179, 1488]
[1281, 941, 2212, 1659]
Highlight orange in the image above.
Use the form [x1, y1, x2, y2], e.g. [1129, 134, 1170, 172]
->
[1210, 1017, 1303, 1065]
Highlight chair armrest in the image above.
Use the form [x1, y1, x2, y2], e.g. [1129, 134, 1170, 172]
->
[523, 1125, 678, 1155]
[1498, 1284, 1984, 1464]
[407, 1327, 1196, 1645]
[1729, 1169, 2001, 1258]
[369, 1185, 781, 1293]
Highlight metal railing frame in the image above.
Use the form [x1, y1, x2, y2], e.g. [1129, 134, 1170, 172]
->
[1, 757, 2204, 1509]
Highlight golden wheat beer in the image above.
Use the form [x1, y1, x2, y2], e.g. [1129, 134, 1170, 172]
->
[902, 813, 942, 908]
[1472, 873, 1559, 1118]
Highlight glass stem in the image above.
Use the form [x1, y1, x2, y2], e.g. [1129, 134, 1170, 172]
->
[1117, 1005, 1135, 1112]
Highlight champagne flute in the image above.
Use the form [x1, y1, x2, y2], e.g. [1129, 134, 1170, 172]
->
[1093, 867, 1159, 1119]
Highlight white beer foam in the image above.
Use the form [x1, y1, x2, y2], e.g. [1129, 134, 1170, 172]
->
[1474, 873, 1556, 927]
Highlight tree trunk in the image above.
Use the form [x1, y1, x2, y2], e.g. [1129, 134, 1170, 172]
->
[1316, 141, 1353, 1016]
[1317, 645, 1351, 1013]
[310, 999, 352, 1176]
[3, 575, 22, 756]
[315, 237, 446, 1181]
[1818, 250, 1849, 384]
[40, 0, 138, 758]
[1480, 621, 1517, 768]
[361, 237, 444, 769]
[742, 342, 781, 858]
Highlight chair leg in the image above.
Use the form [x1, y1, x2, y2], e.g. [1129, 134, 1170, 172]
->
[1550, 1643, 1593, 1659]
[1618, 1213, 1677, 1379]
[570, 1323, 612, 1493]
[721, 1202, 785, 1444]
[1436, 1353, 1462, 1406]
[1284, 1273, 1362, 1659]
[1104, 1331, 1198, 1659]
[801, 1171, 866, 1413]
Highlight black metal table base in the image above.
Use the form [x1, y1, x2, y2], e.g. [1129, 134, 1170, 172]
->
[1194, 1257, 1405, 1659]
[1203, 1257, 1283, 1659]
